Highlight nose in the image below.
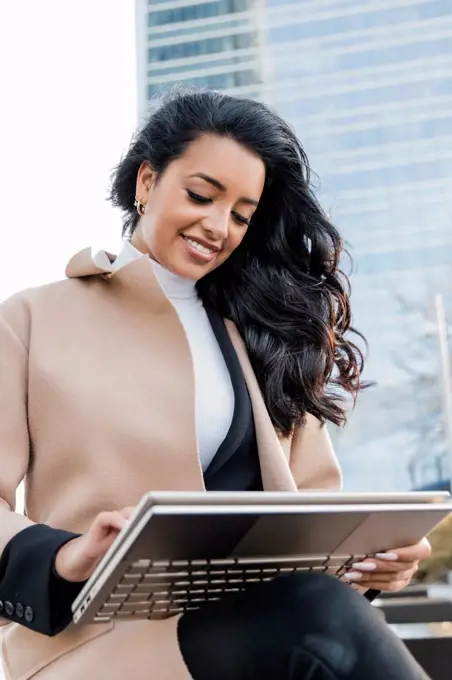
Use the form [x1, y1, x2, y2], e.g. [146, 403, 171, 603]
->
[204, 207, 229, 241]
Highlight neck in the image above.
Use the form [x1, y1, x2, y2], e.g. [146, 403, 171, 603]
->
[123, 240, 197, 300]
[150, 259, 197, 300]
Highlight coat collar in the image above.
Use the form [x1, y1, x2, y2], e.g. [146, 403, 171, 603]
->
[65, 247, 148, 279]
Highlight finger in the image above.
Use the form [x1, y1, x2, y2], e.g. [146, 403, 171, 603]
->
[374, 537, 432, 564]
[120, 507, 135, 520]
[344, 569, 414, 584]
[351, 558, 418, 574]
[94, 510, 129, 532]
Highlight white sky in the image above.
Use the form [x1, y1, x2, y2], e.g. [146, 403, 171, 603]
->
[0, 0, 137, 300]
[0, 2, 137, 523]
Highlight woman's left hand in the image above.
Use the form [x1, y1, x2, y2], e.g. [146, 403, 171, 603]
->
[343, 537, 432, 591]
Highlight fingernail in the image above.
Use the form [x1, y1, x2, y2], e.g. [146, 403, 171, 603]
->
[374, 553, 398, 561]
[343, 571, 362, 581]
[352, 562, 377, 572]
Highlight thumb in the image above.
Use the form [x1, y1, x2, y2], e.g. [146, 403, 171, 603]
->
[91, 510, 130, 536]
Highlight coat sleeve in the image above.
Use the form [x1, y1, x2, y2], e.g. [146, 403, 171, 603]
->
[0, 302, 83, 636]
[289, 413, 342, 491]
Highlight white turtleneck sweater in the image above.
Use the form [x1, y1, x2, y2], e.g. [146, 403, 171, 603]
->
[94, 241, 235, 472]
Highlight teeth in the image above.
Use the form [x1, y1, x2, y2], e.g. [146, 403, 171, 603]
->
[184, 237, 214, 255]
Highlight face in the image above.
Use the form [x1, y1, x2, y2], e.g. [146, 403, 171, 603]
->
[131, 134, 266, 280]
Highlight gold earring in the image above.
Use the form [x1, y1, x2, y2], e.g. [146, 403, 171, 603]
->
[134, 198, 146, 216]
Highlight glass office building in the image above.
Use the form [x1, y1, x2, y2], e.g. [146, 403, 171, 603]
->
[135, 0, 265, 119]
[137, 0, 452, 490]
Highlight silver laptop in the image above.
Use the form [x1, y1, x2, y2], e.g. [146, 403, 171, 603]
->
[72, 491, 451, 625]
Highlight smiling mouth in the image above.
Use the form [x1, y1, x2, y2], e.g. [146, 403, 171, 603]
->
[180, 234, 220, 263]
[182, 236, 216, 255]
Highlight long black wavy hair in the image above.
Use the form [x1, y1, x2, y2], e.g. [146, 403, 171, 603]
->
[110, 87, 365, 437]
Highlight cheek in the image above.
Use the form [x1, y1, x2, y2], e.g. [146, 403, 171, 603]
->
[142, 214, 172, 251]
[148, 202, 188, 242]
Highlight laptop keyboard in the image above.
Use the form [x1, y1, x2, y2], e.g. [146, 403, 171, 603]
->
[93, 554, 366, 622]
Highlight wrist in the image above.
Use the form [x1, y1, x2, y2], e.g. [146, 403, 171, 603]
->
[53, 536, 82, 582]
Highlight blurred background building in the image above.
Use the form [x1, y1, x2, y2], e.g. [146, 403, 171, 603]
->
[136, 0, 452, 491]
[135, 0, 263, 119]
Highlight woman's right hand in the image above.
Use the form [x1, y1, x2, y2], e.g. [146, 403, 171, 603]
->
[54, 507, 135, 582]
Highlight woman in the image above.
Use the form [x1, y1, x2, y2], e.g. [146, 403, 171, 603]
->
[0, 88, 431, 680]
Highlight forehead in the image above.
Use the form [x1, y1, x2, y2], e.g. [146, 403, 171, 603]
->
[170, 134, 266, 198]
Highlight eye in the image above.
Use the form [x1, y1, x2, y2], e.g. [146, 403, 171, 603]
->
[232, 211, 251, 227]
[186, 189, 212, 204]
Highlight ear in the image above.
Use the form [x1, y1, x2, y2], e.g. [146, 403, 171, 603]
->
[135, 161, 156, 204]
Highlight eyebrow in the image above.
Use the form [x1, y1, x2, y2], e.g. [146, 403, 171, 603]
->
[188, 172, 259, 207]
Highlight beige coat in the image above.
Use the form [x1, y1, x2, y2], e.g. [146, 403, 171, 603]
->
[0, 248, 341, 680]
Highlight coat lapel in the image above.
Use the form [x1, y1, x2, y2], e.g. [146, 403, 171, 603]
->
[224, 321, 298, 493]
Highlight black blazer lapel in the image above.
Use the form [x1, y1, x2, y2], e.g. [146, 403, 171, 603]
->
[203, 307, 251, 480]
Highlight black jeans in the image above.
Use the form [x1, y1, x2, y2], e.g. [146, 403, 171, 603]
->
[178, 573, 429, 680]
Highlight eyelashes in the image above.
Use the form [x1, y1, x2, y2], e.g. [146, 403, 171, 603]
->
[232, 213, 251, 227]
[185, 189, 251, 226]
[186, 189, 211, 205]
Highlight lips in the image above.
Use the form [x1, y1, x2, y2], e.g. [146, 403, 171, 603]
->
[183, 237, 216, 255]
[180, 235, 219, 263]
[181, 234, 220, 253]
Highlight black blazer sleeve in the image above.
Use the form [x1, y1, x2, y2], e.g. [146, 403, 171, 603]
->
[0, 524, 87, 636]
